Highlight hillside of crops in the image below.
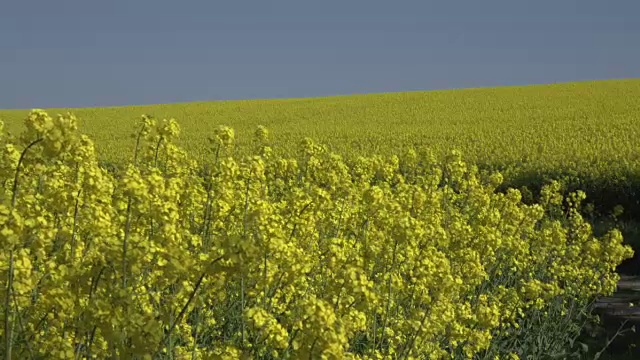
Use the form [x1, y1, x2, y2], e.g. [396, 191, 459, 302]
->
[0, 109, 636, 358]
[1, 79, 639, 217]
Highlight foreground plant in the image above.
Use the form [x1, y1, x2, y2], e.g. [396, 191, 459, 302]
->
[0, 110, 634, 359]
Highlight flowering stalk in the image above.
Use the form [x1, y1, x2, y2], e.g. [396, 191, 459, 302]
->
[5, 137, 42, 360]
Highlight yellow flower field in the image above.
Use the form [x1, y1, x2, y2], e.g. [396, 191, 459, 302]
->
[2, 79, 639, 217]
[0, 110, 634, 359]
[0, 79, 638, 174]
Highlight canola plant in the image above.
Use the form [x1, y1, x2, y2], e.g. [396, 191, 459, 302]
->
[0, 110, 633, 359]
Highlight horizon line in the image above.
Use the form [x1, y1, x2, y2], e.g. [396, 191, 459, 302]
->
[2, 77, 638, 112]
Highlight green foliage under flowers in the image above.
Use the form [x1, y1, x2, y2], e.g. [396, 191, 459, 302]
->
[0, 110, 634, 359]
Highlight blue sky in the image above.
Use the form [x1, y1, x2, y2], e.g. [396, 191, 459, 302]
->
[1, 0, 639, 109]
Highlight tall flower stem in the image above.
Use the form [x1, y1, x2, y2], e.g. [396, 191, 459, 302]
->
[5, 138, 42, 360]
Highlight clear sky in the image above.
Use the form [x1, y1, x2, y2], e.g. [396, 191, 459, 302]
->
[1, 0, 639, 109]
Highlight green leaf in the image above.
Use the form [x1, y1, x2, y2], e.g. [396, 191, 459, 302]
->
[579, 341, 589, 353]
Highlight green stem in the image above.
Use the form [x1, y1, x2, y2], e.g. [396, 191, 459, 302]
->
[378, 236, 399, 352]
[122, 197, 132, 288]
[133, 120, 148, 165]
[12, 292, 35, 359]
[159, 255, 225, 353]
[154, 136, 164, 168]
[240, 172, 252, 348]
[5, 137, 42, 360]
[4, 250, 15, 360]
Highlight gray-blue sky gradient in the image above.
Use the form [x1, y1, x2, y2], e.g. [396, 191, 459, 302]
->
[1, 0, 639, 109]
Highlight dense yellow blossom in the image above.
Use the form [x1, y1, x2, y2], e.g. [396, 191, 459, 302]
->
[0, 110, 633, 359]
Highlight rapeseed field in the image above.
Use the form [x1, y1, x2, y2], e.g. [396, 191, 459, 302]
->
[0, 79, 638, 172]
[0, 79, 639, 358]
[2, 79, 639, 216]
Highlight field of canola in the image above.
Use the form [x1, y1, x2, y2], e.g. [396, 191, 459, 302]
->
[0, 103, 636, 358]
[2, 79, 640, 218]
